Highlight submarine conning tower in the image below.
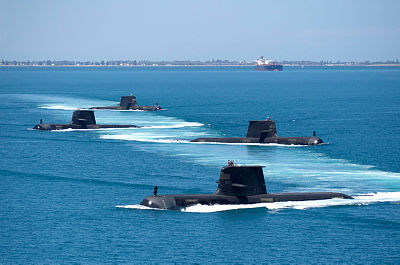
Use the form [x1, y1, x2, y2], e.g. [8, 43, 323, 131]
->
[246, 120, 277, 139]
[71, 110, 96, 125]
[215, 165, 267, 196]
[120, 95, 137, 109]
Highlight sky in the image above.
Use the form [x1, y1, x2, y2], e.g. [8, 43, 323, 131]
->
[1, 0, 399, 61]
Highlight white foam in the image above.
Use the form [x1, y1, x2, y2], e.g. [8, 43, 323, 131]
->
[39, 105, 79, 111]
[98, 119, 208, 143]
[101, 134, 191, 143]
[109, 109, 167, 112]
[110, 109, 145, 112]
[32, 94, 118, 110]
[145, 122, 204, 129]
[116, 205, 165, 211]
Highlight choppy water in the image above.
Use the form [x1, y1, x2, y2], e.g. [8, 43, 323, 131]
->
[1, 66, 399, 263]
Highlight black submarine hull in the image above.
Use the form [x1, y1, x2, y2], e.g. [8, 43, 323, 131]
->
[90, 106, 162, 111]
[191, 136, 323, 145]
[191, 120, 324, 146]
[140, 192, 353, 210]
[33, 123, 139, 130]
[33, 110, 140, 131]
[139, 165, 352, 211]
[90, 95, 162, 111]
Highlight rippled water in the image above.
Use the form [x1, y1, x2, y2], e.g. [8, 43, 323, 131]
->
[1, 66, 399, 263]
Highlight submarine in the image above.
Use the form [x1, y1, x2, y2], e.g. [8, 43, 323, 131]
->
[191, 118, 323, 145]
[140, 162, 353, 210]
[90, 94, 162, 111]
[33, 110, 140, 130]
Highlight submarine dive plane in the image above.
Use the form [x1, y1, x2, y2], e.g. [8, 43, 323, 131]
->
[33, 110, 140, 130]
[191, 119, 323, 145]
[140, 163, 353, 210]
[90, 95, 162, 111]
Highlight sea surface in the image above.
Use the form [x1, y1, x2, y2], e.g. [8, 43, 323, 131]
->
[1, 66, 399, 263]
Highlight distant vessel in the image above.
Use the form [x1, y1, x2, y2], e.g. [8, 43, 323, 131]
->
[140, 162, 353, 210]
[254, 56, 283, 71]
[90, 94, 162, 111]
[33, 110, 140, 130]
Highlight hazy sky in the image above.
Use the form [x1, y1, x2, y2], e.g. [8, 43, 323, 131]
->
[1, 0, 399, 61]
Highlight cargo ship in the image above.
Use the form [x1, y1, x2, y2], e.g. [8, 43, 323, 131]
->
[254, 56, 283, 71]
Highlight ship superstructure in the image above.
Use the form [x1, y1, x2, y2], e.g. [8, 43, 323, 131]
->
[254, 56, 283, 71]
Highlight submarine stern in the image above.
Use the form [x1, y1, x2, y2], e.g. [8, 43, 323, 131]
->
[262, 136, 323, 145]
[267, 192, 353, 202]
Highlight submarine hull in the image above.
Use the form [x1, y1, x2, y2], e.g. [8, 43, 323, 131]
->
[140, 192, 353, 210]
[90, 95, 162, 111]
[191, 136, 323, 146]
[33, 123, 140, 130]
[90, 106, 162, 111]
[33, 110, 140, 131]
[138, 165, 353, 211]
[190, 120, 324, 145]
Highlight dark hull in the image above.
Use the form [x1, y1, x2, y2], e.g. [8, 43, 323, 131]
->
[33, 123, 139, 130]
[90, 95, 162, 111]
[140, 192, 353, 210]
[255, 65, 283, 71]
[191, 136, 323, 146]
[191, 120, 324, 145]
[90, 106, 162, 111]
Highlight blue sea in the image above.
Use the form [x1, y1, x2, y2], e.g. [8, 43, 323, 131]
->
[1, 66, 399, 264]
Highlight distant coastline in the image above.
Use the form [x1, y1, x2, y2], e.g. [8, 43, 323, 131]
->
[1, 59, 399, 67]
[2, 64, 400, 68]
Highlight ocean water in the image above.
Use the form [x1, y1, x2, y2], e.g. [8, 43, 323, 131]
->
[1, 66, 399, 263]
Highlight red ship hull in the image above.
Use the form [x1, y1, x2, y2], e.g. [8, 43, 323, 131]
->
[255, 64, 283, 71]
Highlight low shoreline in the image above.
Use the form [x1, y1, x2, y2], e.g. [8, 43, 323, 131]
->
[1, 64, 400, 68]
